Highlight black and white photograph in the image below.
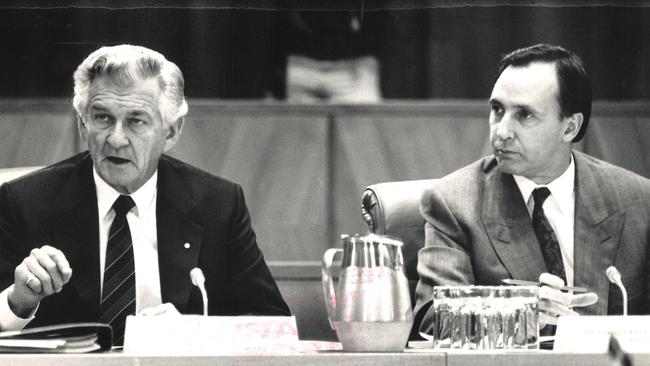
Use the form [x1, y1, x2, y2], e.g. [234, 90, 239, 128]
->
[0, 0, 648, 363]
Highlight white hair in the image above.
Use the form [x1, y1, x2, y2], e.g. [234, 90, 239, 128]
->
[72, 44, 188, 125]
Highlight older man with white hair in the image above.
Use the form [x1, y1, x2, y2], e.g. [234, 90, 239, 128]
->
[0, 44, 290, 345]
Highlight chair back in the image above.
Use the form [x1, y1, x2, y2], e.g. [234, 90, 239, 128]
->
[361, 179, 437, 290]
[0, 166, 42, 185]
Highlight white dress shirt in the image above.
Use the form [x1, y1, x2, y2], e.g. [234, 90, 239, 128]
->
[94, 168, 162, 312]
[513, 155, 576, 286]
[0, 169, 162, 330]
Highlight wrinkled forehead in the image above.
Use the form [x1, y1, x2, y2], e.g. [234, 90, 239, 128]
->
[86, 76, 163, 114]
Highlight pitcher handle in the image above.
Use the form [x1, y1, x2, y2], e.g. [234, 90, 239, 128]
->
[321, 248, 342, 329]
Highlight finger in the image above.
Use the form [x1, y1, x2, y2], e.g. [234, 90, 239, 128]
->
[41, 246, 72, 283]
[8, 267, 42, 317]
[31, 249, 64, 292]
[539, 298, 578, 317]
[14, 261, 41, 295]
[539, 272, 565, 287]
[24, 255, 55, 295]
[570, 292, 598, 307]
[25, 275, 42, 294]
[538, 312, 558, 326]
[538, 307, 579, 327]
[538, 303, 578, 316]
[538, 286, 571, 306]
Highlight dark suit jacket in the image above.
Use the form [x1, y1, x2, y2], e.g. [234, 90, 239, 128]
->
[414, 151, 650, 334]
[0, 152, 290, 327]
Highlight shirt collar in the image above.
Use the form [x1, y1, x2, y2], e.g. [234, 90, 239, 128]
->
[93, 169, 158, 219]
[513, 154, 575, 214]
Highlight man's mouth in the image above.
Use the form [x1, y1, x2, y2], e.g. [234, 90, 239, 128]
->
[495, 149, 516, 156]
[106, 156, 131, 165]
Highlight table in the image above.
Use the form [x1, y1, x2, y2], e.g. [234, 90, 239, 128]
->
[0, 350, 648, 366]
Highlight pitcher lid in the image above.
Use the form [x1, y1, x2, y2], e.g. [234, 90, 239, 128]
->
[341, 233, 403, 246]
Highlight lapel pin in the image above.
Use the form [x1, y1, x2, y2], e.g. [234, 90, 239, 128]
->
[184, 242, 191, 249]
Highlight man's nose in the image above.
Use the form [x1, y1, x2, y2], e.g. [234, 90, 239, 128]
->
[106, 121, 130, 148]
[494, 115, 515, 142]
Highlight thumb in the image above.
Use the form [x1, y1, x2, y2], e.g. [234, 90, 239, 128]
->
[570, 292, 598, 307]
[25, 277, 43, 294]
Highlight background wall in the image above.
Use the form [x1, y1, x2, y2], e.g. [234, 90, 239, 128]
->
[1, 3, 650, 99]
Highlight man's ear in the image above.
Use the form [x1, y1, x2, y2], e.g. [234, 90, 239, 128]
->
[562, 113, 583, 142]
[77, 114, 88, 143]
[163, 117, 184, 152]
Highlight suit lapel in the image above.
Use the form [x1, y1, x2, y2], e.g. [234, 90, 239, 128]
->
[156, 158, 204, 312]
[481, 166, 547, 281]
[49, 154, 102, 318]
[572, 152, 624, 315]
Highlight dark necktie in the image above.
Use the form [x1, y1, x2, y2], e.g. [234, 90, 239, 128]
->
[531, 187, 566, 284]
[100, 195, 136, 346]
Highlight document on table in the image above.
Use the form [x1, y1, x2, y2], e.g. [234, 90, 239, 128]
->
[0, 322, 111, 353]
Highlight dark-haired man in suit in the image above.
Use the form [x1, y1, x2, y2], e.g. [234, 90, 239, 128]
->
[414, 44, 650, 335]
[0, 44, 290, 344]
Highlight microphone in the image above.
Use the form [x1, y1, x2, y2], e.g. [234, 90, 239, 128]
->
[606, 266, 627, 316]
[190, 267, 208, 316]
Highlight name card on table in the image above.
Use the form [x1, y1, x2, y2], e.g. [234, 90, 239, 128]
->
[123, 315, 299, 355]
[554, 316, 650, 353]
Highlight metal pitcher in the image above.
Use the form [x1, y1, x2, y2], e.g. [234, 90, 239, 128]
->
[322, 234, 413, 352]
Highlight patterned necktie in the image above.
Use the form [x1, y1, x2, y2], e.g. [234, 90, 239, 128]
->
[531, 187, 566, 284]
[100, 195, 136, 346]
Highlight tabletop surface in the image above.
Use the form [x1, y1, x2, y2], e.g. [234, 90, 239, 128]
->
[0, 347, 648, 366]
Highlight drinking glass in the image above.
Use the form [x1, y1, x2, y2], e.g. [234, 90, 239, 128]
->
[431, 285, 539, 350]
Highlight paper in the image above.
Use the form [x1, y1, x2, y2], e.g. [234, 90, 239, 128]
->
[123, 315, 300, 355]
[554, 315, 650, 353]
[0, 322, 110, 353]
[0, 339, 65, 349]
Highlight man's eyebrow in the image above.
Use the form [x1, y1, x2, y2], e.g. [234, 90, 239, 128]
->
[488, 98, 502, 106]
[127, 110, 153, 118]
[488, 98, 542, 114]
[514, 103, 542, 115]
[89, 104, 108, 112]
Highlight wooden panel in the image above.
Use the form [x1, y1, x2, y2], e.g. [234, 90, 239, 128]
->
[332, 102, 491, 239]
[0, 100, 82, 167]
[269, 261, 334, 340]
[583, 117, 650, 177]
[168, 103, 331, 261]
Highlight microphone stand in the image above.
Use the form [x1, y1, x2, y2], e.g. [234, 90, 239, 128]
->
[191, 268, 209, 316]
[606, 266, 628, 316]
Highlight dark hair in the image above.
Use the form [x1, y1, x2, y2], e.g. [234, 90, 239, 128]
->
[496, 44, 592, 142]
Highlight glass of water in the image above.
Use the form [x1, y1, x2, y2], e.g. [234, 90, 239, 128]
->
[431, 285, 539, 350]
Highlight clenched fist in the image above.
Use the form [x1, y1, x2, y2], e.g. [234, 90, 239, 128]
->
[8, 245, 72, 318]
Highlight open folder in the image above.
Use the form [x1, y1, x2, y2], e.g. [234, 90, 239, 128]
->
[0, 323, 112, 353]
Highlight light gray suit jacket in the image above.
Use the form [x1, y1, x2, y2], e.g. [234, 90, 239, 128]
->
[414, 151, 650, 334]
